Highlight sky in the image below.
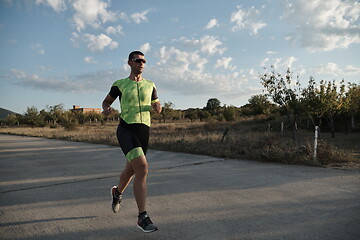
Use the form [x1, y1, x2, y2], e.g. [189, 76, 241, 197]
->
[0, 0, 359, 114]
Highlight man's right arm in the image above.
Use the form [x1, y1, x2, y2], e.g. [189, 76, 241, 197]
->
[102, 95, 115, 116]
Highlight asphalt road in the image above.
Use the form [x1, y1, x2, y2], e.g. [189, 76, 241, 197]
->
[0, 134, 359, 240]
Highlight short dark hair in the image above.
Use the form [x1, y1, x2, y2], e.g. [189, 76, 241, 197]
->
[128, 51, 144, 61]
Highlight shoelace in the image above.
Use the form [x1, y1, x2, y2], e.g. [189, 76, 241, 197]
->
[141, 217, 153, 227]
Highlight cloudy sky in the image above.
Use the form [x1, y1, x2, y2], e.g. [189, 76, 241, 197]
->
[0, 0, 359, 114]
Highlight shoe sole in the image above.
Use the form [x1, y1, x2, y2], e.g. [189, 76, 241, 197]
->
[111, 186, 120, 213]
[137, 224, 158, 233]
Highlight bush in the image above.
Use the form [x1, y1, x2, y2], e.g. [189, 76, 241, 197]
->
[204, 119, 217, 131]
[62, 121, 78, 131]
[315, 140, 351, 165]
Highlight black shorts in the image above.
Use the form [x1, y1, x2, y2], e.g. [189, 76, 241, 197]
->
[116, 119, 150, 161]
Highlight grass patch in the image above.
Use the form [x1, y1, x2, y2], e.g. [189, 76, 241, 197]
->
[1, 118, 359, 169]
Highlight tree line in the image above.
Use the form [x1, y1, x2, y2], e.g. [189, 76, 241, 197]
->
[2, 67, 359, 137]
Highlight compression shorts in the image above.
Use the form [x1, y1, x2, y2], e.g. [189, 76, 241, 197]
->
[116, 119, 149, 161]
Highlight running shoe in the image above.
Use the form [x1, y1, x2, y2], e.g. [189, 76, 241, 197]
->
[111, 186, 122, 213]
[137, 213, 158, 233]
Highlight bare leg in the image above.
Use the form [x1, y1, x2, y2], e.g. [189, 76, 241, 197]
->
[129, 155, 148, 213]
[118, 161, 134, 193]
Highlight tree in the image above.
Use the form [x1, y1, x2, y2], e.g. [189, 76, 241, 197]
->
[248, 94, 273, 115]
[184, 108, 199, 122]
[46, 104, 65, 125]
[301, 76, 326, 128]
[322, 79, 347, 138]
[346, 83, 360, 129]
[198, 109, 211, 121]
[5, 114, 19, 125]
[260, 66, 301, 140]
[205, 98, 221, 114]
[161, 102, 175, 123]
[302, 78, 349, 137]
[23, 106, 41, 127]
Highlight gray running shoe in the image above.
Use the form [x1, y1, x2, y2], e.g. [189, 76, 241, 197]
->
[111, 186, 122, 213]
[137, 213, 158, 233]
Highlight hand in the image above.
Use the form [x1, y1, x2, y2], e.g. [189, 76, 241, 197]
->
[102, 107, 112, 116]
[152, 102, 162, 113]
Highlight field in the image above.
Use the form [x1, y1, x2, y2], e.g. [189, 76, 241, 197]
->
[1, 117, 359, 169]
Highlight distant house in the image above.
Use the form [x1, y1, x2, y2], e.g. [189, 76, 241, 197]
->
[71, 105, 101, 114]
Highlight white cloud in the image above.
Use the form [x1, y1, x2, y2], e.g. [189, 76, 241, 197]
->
[84, 56, 97, 64]
[36, 0, 127, 33]
[215, 57, 236, 70]
[282, 0, 360, 52]
[105, 25, 123, 35]
[131, 9, 152, 24]
[150, 47, 252, 99]
[200, 35, 226, 55]
[205, 18, 219, 29]
[230, 5, 267, 35]
[140, 43, 151, 54]
[248, 68, 258, 80]
[9, 68, 121, 93]
[30, 43, 45, 55]
[260, 56, 297, 69]
[35, 0, 67, 12]
[315, 63, 360, 76]
[179, 35, 226, 55]
[71, 0, 117, 32]
[11, 68, 80, 92]
[11, 68, 27, 79]
[266, 51, 277, 55]
[70, 31, 80, 47]
[284, 56, 297, 69]
[83, 33, 118, 52]
[157, 46, 207, 72]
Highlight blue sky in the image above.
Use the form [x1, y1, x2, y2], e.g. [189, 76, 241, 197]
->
[1, 0, 359, 114]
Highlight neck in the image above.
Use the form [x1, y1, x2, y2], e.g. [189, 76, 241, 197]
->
[129, 73, 142, 82]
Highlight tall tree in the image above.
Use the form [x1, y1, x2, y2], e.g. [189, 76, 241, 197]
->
[322, 79, 347, 138]
[161, 102, 175, 123]
[301, 76, 326, 128]
[205, 98, 221, 114]
[346, 83, 360, 129]
[260, 67, 301, 139]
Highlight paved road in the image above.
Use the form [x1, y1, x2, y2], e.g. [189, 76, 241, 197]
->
[0, 134, 359, 240]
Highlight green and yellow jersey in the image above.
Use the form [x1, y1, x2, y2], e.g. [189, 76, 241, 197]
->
[109, 78, 159, 127]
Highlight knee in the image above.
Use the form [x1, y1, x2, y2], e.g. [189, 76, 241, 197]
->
[135, 163, 148, 179]
[121, 168, 134, 179]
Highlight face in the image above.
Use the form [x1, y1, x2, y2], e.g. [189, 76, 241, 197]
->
[129, 54, 146, 74]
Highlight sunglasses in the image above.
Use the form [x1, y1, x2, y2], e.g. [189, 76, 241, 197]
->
[132, 58, 146, 64]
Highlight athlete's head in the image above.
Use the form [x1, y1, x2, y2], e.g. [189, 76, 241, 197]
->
[128, 51, 145, 61]
[128, 51, 146, 75]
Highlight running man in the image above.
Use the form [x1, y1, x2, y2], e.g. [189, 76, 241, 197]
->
[102, 51, 162, 233]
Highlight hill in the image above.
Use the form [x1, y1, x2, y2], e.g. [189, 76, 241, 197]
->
[0, 108, 17, 119]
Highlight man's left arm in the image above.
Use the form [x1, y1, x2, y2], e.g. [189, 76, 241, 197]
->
[151, 86, 162, 113]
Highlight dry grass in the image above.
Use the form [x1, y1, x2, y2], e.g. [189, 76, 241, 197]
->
[0, 123, 118, 146]
[1, 118, 359, 168]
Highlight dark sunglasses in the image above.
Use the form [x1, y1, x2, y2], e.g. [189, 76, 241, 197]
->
[132, 58, 146, 64]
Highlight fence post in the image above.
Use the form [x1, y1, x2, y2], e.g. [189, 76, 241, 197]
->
[281, 122, 284, 137]
[314, 126, 319, 163]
